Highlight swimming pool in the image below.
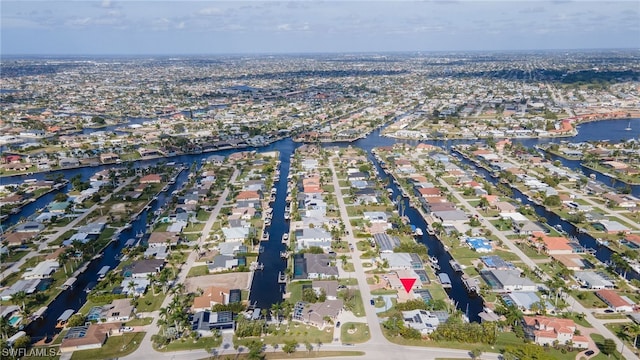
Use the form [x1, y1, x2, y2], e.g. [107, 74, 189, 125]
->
[8, 315, 21, 326]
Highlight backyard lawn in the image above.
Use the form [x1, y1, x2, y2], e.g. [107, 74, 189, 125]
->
[71, 332, 145, 360]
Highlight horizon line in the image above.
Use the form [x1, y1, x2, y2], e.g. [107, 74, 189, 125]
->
[2, 47, 640, 58]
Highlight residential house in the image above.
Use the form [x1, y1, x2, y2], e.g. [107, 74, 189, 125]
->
[574, 271, 615, 290]
[596, 290, 635, 312]
[207, 255, 240, 273]
[380, 253, 423, 270]
[129, 259, 165, 279]
[191, 311, 235, 336]
[295, 228, 332, 252]
[23, 260, 59, 280]
[402, 310, 446, 335]
[523, 316, 589, 348]
[60, 324, 120, 353]
[192, 286, 231, 311]
[301, 253, 338, 279]
[140, 174, 162, 184]
[102, 299, 135, 322]
[148, 232, 180, 248]
[481, 269, 537, 292]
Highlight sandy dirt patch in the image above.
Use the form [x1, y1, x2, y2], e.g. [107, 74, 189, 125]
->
[185, 272, 251, 291]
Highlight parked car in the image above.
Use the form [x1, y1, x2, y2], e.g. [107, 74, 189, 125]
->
[120, 327, 134, 333]
[336, 321, 341, 328]
[370, 299, 375, 305]
[584, 350, 595, 356]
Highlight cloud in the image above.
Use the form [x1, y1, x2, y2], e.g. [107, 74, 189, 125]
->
[197, 7, 223, 16]
[520, 6, 545, 14]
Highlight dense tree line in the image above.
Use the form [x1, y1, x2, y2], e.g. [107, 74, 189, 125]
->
[430, 316, 497, 344]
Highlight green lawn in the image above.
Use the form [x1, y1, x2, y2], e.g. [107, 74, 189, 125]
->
[339, 289, 365, 317]
[124, 317, 153, 326]
[197, 209, 210, 221]
[236, 323, 334, 347]
[341, 323, 370, 343]
[591, 333, 624, 360]
[574, 291, 608, 308]
[71, 332, 145, 360]
[187, 265, 210, 278]
[287, 281, 312, 303]
[158, 335, 222, 352]
[185, 222, 205, 232]
[135, 291, 166, 312]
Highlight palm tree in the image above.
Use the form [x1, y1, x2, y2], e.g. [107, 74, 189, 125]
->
[128, 281, 137, 298]
[147, 273, 157, 296]
[624, 322, 640, 349]
[12, 291, 27, 313]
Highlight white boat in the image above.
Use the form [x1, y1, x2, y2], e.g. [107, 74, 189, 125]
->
[625, 120, 632, 131]
[281, 233, 289, 243]
[414, 228, 423, 236]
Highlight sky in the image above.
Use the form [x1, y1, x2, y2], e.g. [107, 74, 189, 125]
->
[1, 0, 639, 55]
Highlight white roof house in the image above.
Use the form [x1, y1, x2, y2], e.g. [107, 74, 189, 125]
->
[23, 260, 59, 280]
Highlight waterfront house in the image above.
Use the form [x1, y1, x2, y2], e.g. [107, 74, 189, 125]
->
[602, 193, 637, 208]
[129, 259, 165, 279]
[592, 220, 630, 234]
[502, 292, 553, 313]
[191, 311, 235, 336]
[0, 279, 41, 300]
[373, 233, 400, 253]
[402, 310, 445, 335]
[2, 232, 37, 247]
[140, 174, 162, 184]
[14, 221, 45, 233]
[481, 269, 537, 292]
[596, 289, 635, 312]
[99, 153, 119, 163]
[312, 281, 339, 300]
[23, 260, 59, 280]
[523, 316, 589, 349]
[301, 253, 338, 279]
[217, 241, 247, 257]
[119, 278, 149, 297]
[222, 227, 251, 242]
[192, 286, 231, 311]
[236, 191, 261, 201]
[532, 233, 573, 255]
[380, 253, 423, 270]
[60, 324, 119, 353]
[148, 231, 180, 248]
[101, 299, 135, 322]
[207, 255, 240, 273]
[293, 299, 343, 329]
[295, 228, 332, 252]
[573, 271, 615, 290]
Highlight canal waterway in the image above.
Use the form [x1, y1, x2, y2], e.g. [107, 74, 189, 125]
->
[455, 153, 640, 282]
[5, 117, 638, 340]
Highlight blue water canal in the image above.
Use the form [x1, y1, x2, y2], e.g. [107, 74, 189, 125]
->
[0, 118, 637, 341]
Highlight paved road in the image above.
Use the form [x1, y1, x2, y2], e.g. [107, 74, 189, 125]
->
[427, 165, 640, 359]
[122, 169, 239, 360]
[120, 160, 505, 360]
[500, 152, 640, 231]
[329, 157, 386, 343]
[0, 176, 136, 280]
[120, 338, 500, 360]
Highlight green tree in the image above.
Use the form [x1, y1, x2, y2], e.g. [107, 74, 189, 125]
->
[602, 338, 616, 357]
[283, 340, 298, 355]
[67, 313, 86, 327]
[471, 348, 483, 360]
[246, 340, 264, 360]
